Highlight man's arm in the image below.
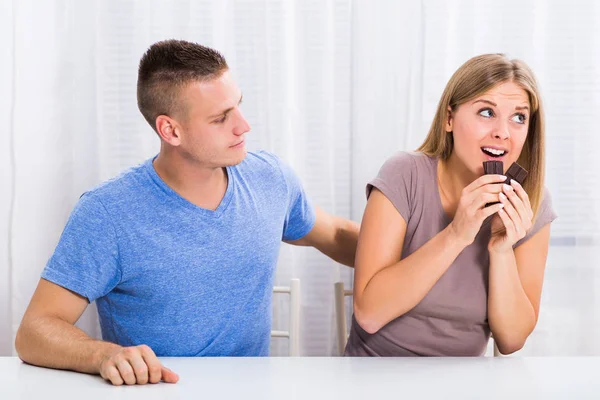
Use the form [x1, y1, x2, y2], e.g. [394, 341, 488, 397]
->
[285, 206, 359, 267]
[15, 279, 178, 385]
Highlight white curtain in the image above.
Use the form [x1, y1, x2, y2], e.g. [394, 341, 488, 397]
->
[1, 0, 599, 357]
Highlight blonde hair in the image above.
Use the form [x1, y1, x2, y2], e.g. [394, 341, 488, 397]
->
[417, 54, 545, 218]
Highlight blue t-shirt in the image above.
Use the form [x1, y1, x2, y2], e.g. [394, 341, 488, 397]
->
[41, 151, 316, 356]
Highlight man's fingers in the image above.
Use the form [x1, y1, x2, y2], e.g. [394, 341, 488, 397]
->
[104, 365, 124, 386]
[129, 355, 149, 385]
[101, 345, 178, 385]
[161, 366, 180, 383]
[140, 346, 163, 384]
[116, 359, 137, 385]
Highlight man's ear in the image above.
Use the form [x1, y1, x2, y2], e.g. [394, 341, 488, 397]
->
[156, 115, 182, 146]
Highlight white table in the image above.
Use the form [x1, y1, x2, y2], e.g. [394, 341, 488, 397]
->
[0, 356, 598, 399]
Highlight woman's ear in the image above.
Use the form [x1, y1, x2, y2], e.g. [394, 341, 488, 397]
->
[445, 106, 453, 133]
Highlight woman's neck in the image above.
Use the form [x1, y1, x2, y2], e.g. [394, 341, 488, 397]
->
[437, 153, 479, 217]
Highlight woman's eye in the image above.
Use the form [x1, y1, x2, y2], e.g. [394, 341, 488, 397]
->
[479, 108, 494, 118]
[512, 113, 527, 124]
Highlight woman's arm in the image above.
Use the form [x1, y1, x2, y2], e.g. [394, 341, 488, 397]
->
[487, 226, 551, 354]
[487, 181, 552, 354]
[353, 179, 504, 334]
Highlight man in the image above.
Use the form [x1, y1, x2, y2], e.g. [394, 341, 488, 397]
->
[15, 40, 359, 386]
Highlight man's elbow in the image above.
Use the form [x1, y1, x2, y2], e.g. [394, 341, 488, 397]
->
[14, 324, 30, 362]
[337, 251, 356, 268]
[14, 318, 41, 364]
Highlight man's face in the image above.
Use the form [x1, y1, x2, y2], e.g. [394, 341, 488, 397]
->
[172, 70, 250, 168]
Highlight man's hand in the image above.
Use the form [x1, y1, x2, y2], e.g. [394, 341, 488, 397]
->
[98, 344, 179, 386]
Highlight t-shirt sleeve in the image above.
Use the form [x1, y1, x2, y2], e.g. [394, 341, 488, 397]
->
[514, 187, 558, 248]
[272, 156, 317, 242]
[41, 193, 121, 302]
[366, 152, 417, 224]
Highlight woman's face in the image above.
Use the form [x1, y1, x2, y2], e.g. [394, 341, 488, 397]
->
[446, 81, 530, 176]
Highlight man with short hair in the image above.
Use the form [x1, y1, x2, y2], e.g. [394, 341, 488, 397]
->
[15, 40, 359, 386]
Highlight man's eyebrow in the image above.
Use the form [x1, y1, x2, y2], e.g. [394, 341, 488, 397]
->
[208, 94, 243, 119]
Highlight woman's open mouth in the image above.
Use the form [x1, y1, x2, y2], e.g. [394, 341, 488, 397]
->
[481, 147, 508, 159]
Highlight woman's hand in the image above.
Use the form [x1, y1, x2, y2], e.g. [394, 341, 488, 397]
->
[488, 179, 534, 253]
[449, 174, 506, 247]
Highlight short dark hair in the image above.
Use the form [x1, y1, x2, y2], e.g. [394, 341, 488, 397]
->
[137, 39, 229, 131]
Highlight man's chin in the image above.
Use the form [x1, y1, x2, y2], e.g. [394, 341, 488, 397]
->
[222, 148, 248, 167]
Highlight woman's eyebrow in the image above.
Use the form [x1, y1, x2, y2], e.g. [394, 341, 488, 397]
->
[472, 99, 496, 107]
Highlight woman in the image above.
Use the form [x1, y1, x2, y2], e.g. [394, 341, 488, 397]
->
[346, 54, 557, 356]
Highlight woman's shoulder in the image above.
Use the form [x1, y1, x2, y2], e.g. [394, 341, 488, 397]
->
[377, 151, 436, 181]
[382, 150, 433, 165]
[538, 186, 558, 221]
[367, 151, 437, 211]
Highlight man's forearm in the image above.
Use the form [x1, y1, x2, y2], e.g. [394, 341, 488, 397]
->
[15, 315, 120, 374]
[326, 217, 359, 267]
[287, 209, 360, 267]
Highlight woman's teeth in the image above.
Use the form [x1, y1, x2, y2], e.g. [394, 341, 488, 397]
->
[482, 147, 505, 157]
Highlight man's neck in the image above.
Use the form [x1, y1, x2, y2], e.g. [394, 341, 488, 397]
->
[153, 149, 228, 211]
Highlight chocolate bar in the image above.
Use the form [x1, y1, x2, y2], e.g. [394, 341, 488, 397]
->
[483, 161, 503, 206]
[483, 160, 504, 175]
[482, 161, 528, 207]
[504, 162, 528, 185]
[482, 161, 528, 184]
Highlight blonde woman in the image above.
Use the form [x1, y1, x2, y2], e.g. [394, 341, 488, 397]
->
[346, 54, 557, 356]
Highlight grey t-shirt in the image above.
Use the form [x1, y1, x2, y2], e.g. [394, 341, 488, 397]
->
[345, 151, 557, 356]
